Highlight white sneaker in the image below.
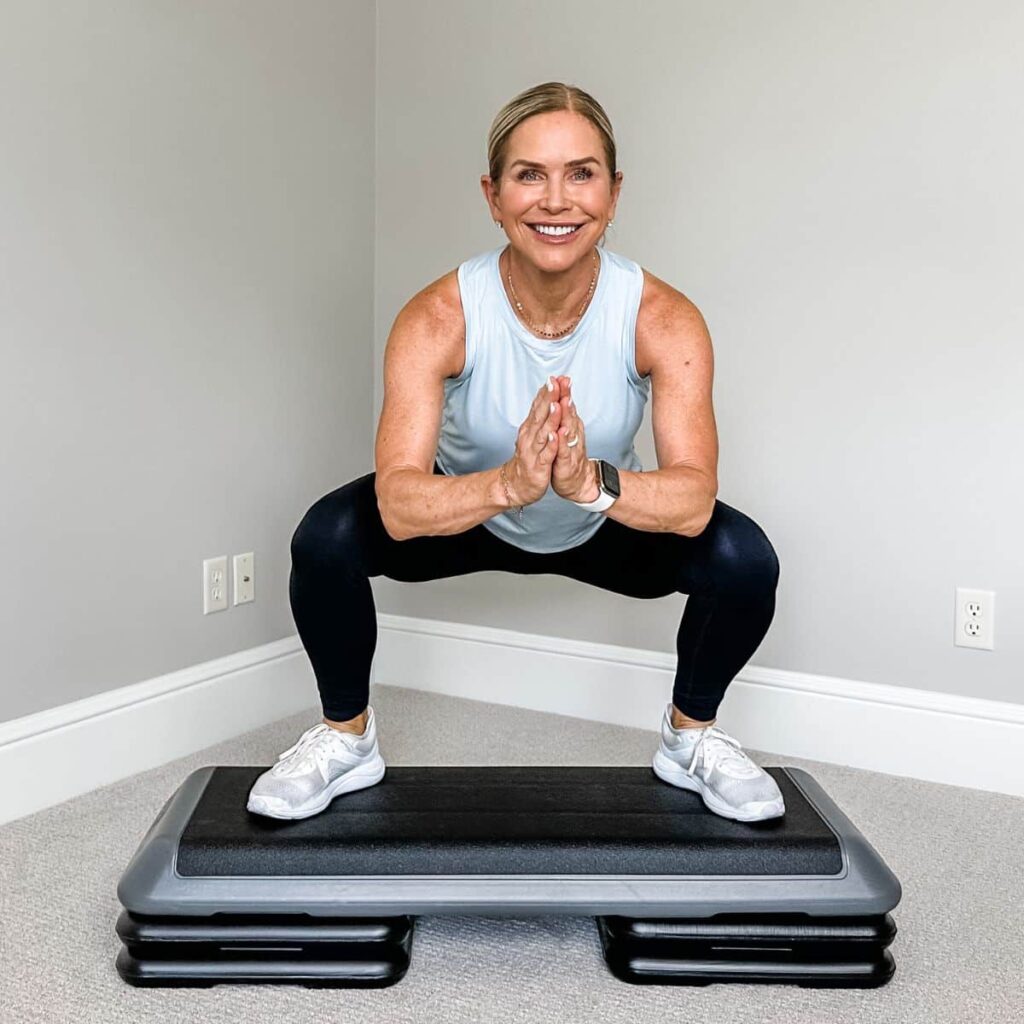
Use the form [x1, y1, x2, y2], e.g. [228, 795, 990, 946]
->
[651, 703, 785, 822]
[247, 706, 386, 820]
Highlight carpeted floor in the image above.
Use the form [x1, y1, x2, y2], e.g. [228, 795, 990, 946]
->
[2, 683, 1022, 1023]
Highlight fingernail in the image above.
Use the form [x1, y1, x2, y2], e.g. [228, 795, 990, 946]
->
[548, 431, 555, 441]
[546, 377, 554, 392]
[549, 402, 556, 414]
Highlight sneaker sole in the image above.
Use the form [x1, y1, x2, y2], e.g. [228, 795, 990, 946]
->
[651, 748, 785, 823]
[247, 753, 387, 820]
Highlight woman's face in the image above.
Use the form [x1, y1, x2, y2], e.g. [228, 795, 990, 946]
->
[483, 110, 621, 267]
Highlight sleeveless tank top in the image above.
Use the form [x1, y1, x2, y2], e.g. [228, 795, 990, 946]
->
[435, 244, 650, 553]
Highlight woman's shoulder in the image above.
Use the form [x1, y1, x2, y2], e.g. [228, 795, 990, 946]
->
[404, 268, 462, 326]
[417, 247, 496, 317]
[388, 264, 468, 382]
[631, 262, 706, 380]
[630, 258, 703, 320]
[602, 248, 689, 303]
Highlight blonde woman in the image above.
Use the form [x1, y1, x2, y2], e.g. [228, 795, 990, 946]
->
[248, 82, 783, 824]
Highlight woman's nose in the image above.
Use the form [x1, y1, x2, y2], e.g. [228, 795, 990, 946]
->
[542, 180, 568, 208]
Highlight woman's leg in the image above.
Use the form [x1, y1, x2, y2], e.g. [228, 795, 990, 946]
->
[288, 463, 516, 724]
[559, 499, 781, 721]
[555, 500, 784, 821]
[290, 453, 778, 727]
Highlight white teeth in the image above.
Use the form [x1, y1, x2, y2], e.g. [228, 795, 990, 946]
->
[532, 224, 578, 236]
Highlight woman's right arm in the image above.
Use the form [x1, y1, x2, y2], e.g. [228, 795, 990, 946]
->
[374, 284, 512, 541]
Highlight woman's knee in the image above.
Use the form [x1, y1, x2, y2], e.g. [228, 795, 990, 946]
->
[290, 472, 378, 568]
[702, 500, 780, 596]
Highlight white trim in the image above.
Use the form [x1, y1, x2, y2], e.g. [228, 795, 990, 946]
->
[372, 614, 1024, 798]
[0, 637, 316, 826]
[2, 617, 1021, 825]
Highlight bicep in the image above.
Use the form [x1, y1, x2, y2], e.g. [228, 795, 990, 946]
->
[648, 299, 719, 493]
[374, 294, 457, 500]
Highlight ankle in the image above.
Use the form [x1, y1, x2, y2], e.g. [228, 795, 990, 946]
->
[670, 706, 716, 730]
[323, 710, 369, 735]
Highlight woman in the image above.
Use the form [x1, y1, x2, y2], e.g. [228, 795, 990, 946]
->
[247, 82, 783, 824]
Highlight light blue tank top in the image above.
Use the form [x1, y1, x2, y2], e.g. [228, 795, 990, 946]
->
[436, 243, 650, 553]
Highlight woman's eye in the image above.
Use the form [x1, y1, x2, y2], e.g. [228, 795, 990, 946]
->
[516, 168, 594, 182]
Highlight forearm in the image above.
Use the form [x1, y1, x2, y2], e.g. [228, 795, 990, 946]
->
[378, 466, 511, 541]
[596, 464, 716, 537]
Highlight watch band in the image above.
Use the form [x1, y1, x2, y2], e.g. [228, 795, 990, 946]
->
[571, 459, 618, 512]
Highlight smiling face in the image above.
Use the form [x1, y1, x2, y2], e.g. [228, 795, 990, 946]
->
[482, 110, 622, 268]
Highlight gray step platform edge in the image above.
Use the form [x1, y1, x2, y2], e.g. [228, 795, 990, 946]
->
[116, 766, 901, 918]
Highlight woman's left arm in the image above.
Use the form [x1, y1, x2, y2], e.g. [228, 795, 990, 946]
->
[562, 287, 719, 537]
[615, 289, 718, 536]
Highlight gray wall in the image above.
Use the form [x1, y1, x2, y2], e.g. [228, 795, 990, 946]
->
[374, 0, 1023, 705]
[0, 1, 376, 721]
[2, 0, 1019, 728]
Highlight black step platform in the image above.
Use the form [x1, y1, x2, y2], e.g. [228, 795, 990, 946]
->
[596, 913, 897, 987]
[114, 911, 413, 988]
[115, 765, 901, 988]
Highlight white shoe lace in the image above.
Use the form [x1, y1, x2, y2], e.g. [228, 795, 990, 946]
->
[276, 723, 330, 761]
[686, 726, 762, 780]
[271, 723, 343, 779]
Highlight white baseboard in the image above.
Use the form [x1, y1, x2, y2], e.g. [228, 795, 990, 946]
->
[2, 616, 1021, 825]
[0, 637, 316, 826]
[373, 613, 1024, 799]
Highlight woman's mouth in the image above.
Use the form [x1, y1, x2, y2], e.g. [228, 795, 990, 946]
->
[528, 223, 582, 243]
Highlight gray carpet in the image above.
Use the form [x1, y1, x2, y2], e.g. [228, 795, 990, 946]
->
[2, 683, 1022, 1023]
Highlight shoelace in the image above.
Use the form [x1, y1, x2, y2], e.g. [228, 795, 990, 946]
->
[271, 723, 356, 778]
[686, 726, 761, 779]
[275, 723, 331, 763]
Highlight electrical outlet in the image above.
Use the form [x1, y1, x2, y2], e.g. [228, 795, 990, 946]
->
[954, 587, 994, 650]
[203, 556, 228, 614]
[233, 552, 254, 605]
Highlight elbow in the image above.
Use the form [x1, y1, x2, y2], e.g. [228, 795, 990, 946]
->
[382, 516, 407, 542]
[382, 515, 405, 542]
[687, 517, 711, 538]
[376, 490, 405, 542]
[681, 495, 717, 538]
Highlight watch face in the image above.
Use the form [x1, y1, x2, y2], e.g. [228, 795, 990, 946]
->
[599, 460, 621, 498]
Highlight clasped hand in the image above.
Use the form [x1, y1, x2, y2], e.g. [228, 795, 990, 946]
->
[550, 375, 599, 502]
[503, 375, 599, 508]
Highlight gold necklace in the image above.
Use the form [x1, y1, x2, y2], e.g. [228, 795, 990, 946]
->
[506, 249, 599, 338]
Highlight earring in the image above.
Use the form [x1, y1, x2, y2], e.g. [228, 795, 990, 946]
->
[495, 220, 503, 228]
[609, 219, 614, 226]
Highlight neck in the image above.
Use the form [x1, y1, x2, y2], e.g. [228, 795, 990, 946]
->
[501, 245, 599, 325]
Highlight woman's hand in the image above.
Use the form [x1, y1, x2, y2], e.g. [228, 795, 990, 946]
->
[501, 377, 563, 507]
[550, 376, 600, 503]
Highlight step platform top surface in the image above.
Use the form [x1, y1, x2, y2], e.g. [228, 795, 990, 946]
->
[117, 766, 902, 917]
[178, 766, 840, 877]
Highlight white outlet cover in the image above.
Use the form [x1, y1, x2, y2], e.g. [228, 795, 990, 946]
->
[954, 587, 994, 651]
[203, 556, 229, 615]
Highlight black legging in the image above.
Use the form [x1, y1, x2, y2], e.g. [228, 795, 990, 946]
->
[289, 461, 780, 723]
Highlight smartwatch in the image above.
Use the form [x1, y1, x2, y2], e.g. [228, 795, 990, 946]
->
[571, 459, 620, 512]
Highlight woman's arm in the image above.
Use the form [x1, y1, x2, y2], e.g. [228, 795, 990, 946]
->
[375, 281, 514, 541]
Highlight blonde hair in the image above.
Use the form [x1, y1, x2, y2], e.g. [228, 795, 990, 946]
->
[487, 81, 618, 190]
